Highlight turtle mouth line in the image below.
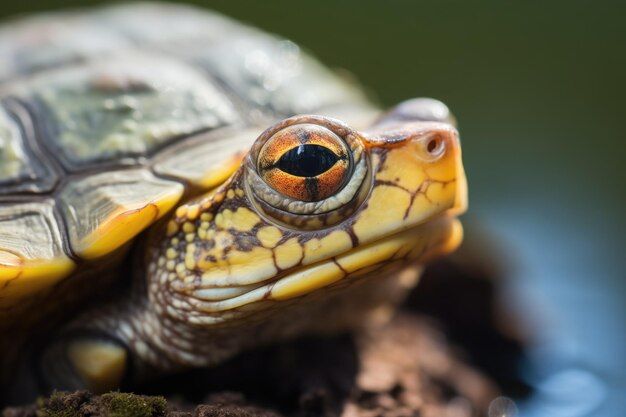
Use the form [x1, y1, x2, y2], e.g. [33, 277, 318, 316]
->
[190, 214, 462, 312]
[266, 214, 462, 301]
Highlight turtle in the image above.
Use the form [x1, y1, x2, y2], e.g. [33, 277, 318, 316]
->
[0, 3, 467, 403]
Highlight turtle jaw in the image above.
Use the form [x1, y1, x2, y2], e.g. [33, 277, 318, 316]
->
[184, 214, 462, 313]
[265, 214, 463, 301]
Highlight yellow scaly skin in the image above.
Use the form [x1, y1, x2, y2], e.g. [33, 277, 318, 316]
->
[37, 105, 467, 394]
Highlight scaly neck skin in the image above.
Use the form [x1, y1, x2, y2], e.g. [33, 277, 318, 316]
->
[138, 246, 426, 370]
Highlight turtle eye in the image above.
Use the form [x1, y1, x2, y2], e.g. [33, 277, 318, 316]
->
[257, 124, 351, 201]
[247, 116, 369, 222]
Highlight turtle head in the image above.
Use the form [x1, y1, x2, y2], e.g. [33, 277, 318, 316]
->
[158, 99, 467, 327]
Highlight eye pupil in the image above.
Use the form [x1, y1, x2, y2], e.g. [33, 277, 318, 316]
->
[278, 144, 339, 177]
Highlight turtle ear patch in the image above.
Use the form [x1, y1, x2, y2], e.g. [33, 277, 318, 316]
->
[257, 124, 351, 202]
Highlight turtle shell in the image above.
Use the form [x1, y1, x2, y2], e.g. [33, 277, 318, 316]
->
[0, 3, 372, 319]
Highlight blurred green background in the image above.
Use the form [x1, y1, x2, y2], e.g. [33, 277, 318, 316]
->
[1, 1, 624, 416]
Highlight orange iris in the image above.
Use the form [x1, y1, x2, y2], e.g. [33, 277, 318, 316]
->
[257, 124, 350, 202]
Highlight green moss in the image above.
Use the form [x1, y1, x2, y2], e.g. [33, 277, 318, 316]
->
[100, 392, 167, 417]
[39, 391, 87, 417]
[36, 391, 167, 417]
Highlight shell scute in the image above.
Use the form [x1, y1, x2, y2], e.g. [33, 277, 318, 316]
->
[189, 36, 368, 118]
[0, 103, 57, 195]
[0, 11, 130, 81]
[0, 201, 75, 310]
[58, 169, 184, 259]
[13, 54, 241, 170]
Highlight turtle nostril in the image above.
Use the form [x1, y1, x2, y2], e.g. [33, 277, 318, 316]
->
[427, 138, 438, 153]
[426, 137, 444, 155]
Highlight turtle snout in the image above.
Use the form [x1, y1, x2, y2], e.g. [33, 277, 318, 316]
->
[409, 125, 467, 216]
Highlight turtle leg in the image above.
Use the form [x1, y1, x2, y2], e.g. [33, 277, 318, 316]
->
[35, 250, 243, 394]
[36, 291, 149, 394]
[29, 245, 170, 394]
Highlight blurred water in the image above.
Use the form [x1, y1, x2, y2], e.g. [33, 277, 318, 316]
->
[1, 1, 624, 415]
[488, 207, 626, 416]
